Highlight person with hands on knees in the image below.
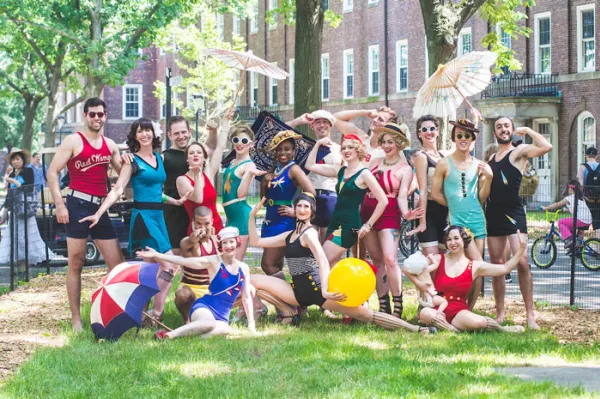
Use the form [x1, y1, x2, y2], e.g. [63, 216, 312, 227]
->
[414, 225, 526, 333]
[138, 227, 258, 340]
[248, 193, 431, 333]
[306, 134, 388, 267]
[79, 118, 190, 326]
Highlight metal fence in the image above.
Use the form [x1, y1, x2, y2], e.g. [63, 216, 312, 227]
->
[2, 178, 599, 312]
[480, 72, 559, 99]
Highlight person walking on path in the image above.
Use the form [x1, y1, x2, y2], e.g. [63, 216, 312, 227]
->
[47, 97, 125, 332]
[578, 147, 600, 235]
[28, 152, 47, 193]
[485, 117, 552, 330]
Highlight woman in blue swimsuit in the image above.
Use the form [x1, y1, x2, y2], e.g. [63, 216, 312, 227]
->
[138, 227, 258, 339]
[80, 118, 190, 322]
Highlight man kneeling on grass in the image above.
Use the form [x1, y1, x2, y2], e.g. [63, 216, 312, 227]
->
[138, 227, 258, 339]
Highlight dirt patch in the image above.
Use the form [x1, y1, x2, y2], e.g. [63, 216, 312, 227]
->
[0, 271, 599, 382]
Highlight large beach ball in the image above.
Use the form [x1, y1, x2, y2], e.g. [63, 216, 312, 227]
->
[328, 258, 376, 307]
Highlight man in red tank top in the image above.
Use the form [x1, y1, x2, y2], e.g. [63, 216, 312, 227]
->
[47, 98, 125, 332]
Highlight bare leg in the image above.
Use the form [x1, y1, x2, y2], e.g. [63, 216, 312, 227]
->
[379, 229, 403, 317]
[418, 307, 461, 333]
[251, 274, 300, 322]
[66, 237, 87, 332]
[487, 236, 509, 322]
[451, 311, 524, 333]
[148, 250, 177, 317]
[95, 238, 125, 271]
[235, 235, 249, 261]
[175, 285, 196, 324]
[465, 238, 484, 310]
[323, 240, 347, 267]
[166, 307, 220, 339]
[507, 232, 539, 330]
[261, 246, 286, 275]
[362, 230, 386, 297]
[318, 226, 327, 245]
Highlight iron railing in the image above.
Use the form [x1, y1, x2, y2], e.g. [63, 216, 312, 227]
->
[235, 105, 281, 122]
[481, 72, 559, 99]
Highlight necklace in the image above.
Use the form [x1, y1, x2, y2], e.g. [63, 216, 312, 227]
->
[382, 157, 401, 167]
[275, 162, 294, 176]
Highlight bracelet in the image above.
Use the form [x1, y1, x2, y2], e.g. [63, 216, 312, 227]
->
[363, 222, 372, 230]
[162, 194, 168, 203]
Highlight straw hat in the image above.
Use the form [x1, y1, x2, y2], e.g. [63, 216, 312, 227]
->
[373, 122, 410, 148]
[5, 148, 31, 164]
[268, 130, 303, 151]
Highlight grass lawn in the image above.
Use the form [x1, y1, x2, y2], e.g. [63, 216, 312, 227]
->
[1, 280, 599, 399]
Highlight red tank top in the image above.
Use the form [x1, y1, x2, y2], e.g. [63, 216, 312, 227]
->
[67, 132, 112, 196]
[181, 238, 217, 285]
[432, 254, 473, 304]
[182, 174, 224, 234]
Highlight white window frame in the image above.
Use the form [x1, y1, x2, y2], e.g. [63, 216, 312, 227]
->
[250, 2, 259, 34]
[321, 53, 330, 101]
[396, 39, 408, 93]
[457, 27, 472, 56]
[250, 72, 258, 106]
[368, 44, 380, 96]
[216, 13, 225, 40]
[578, 111, 597, 166]
[496, 23, 512, 49]
[268, 0, 278, 30]
[233, 15, 241, 36]
[343, 49, 354, 99]
[534, 12, 552, 74]
[288, 59, 295, 105]
[75, 102, 83, 123]
[577, 4, 596, 72]
[343, 0, 353, 13]
[269, 63, 278, 105]
[122, 84, 143, 120]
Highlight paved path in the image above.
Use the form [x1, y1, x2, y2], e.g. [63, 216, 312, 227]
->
[500, 366, 600, 393]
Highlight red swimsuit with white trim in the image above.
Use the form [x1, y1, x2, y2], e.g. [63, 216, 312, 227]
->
[432, 254, 473, 323]
[182, 174, 224, 235]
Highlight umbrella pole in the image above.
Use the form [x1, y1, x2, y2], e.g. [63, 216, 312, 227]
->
[455, 86, 475, 110]
[143, 311, 173, 332]
[231, 69, 246, 109]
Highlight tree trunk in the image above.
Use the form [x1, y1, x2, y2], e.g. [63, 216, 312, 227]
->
[21, 95, 43, 150]
[43, 97, 58, 149]
[294, 0, 324, 137]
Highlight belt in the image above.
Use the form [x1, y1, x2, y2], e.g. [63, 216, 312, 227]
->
[133, 201, 163, 210]
[316, 189, 337, 197]
[266, 199, 292, 207]
[68, 189, 105, 205]
[223, 197, 247, 207]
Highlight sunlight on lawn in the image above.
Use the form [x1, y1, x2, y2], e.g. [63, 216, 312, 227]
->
[161, 361, 232, 378]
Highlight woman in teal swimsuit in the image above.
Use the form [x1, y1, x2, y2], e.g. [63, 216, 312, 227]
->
[306, 134, 388, 266]
[222, 126, 265, 260]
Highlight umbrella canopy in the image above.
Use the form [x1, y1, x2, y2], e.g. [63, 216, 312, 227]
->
[90, 261, 160, 341]
[413, 51, 498, 119]
[202, 48, 289, 80]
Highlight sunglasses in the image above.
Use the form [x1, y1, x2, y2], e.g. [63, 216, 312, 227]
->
[231, 136, 251, 145]
[86, 111, 106, 119]
[420, 126, 437, 133]
[456, 133, 472, 140]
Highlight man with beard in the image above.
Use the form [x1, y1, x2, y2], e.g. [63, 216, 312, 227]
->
[485, 117, 552, 330]
[47, 97, 125, 332]
[287, 110, 342, 242]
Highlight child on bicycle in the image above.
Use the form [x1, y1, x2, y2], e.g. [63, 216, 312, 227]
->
[541, 179, 593, 253]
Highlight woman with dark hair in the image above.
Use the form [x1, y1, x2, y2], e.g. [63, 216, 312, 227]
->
[80, 118, 189, 322]
[248, 193, 431, 333]
[415, 225, 526, 333]
[411, 115, 449, 256]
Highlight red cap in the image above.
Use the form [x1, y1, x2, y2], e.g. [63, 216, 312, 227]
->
[341, 134, 363, 144]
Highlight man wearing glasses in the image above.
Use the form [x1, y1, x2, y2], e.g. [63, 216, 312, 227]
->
[47, 97, 125, 332]
[431, 111, 493, 309]
[486, 117, 552, 330]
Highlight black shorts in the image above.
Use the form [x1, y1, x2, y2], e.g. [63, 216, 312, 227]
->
[66, 195, 117, 240]
[485, 204, 528, 237]
[586, 200, 600, 229]
[164, 204, 189, 249]
[291, 271, 326, 307]
[417, 200, 448, 248]
[313, 190, 337, 228]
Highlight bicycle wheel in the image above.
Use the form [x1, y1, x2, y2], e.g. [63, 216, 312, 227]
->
[531, 237, 556, 269]
[580, 238, 600, 271]
[399, 221, 419, 258]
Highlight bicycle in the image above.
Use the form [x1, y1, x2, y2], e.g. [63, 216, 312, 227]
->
[399, 219, 419, 258]
[530, 210, 600, 271]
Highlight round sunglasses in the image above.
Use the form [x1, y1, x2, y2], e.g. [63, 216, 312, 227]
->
[420, 126, 437, 133]
[456, 133, 472, 140]
[231, 136, 252, 145]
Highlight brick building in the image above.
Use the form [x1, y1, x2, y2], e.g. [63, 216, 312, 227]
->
[63, 0, 599, 203]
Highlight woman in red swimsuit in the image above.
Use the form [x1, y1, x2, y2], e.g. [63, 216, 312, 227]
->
[414, 225, 526, 333]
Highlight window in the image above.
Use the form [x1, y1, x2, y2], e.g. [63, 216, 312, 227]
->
[535, 13, 551, 74]
[343, 49, 354, 99]
[216, 13, 225, 40]
[321, 53, 330, 101]
[269, 63, 278, 105]
[368, 45, 380, 96]
[76, 102, 83, 123]
[288, 59, 295, 105]
[497, 24, 511, 48]
[323, 0, 328, 10]
[578, 4, 596, 72]
[578, 112, 597, 165]
[396, 40, 408, 92]
[457, 27, 472, 56]
[122, 85, 142, 119]
[343, 0, 353, 13]
[250, 72, 258, 106]
[268, 0, 278, 30]
[66, 92, 73, 123]
[233, 16, 241, 36]
[250, 2, 259, 34]
[368, 0, 378, 5]
[532, 120, 551, 171]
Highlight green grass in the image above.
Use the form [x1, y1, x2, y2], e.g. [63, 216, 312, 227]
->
[2, 281, 599, 398]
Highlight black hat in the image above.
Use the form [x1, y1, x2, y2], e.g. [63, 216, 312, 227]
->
[586, 147, 597, 156]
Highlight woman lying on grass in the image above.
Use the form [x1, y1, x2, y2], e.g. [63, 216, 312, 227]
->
[248, 192, 433, 334]
[410, 225, 526, 333]
[137, 227, 258, 340]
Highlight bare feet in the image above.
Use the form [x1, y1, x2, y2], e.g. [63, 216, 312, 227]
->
[71, 319, 83, 333]
[527, 318, 540, 330]
[496, 311, 505, 324]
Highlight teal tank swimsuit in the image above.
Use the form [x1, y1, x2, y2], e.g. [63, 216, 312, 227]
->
[222, 159, 253, 235]
[443, 157, 487, 239]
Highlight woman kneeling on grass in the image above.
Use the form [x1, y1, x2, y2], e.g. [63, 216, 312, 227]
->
[137, 227, 258, 339]
[413, 225, 526, 333]
[248, 192, 432, 333]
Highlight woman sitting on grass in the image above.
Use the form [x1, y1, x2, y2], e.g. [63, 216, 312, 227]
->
[137, 227, 258, 339]
[248, 192, 433, 333]
[412, 225, 526, 333]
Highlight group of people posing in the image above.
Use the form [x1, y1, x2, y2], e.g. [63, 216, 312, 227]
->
[48, 97, 552, 338]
